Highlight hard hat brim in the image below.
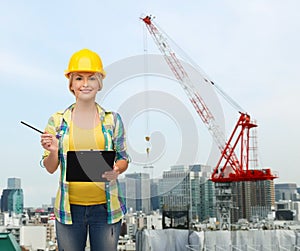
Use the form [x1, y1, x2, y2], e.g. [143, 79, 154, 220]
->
[64, 69, 106, 79]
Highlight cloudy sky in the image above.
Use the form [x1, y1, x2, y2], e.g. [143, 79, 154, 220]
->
[1, 0, 300, 207]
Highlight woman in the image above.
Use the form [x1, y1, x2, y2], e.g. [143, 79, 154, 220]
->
[40, 48, 129, 251]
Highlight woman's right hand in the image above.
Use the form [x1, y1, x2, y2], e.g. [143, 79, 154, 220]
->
[40, 132, 58, 153]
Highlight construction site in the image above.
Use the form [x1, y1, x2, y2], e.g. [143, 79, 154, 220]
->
[134, 15, 297, 251]
[141, 14, 277, 228]
[1, 6, 299, 250]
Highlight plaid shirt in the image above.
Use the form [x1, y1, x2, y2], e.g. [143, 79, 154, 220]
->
[41, 103, 129, 224]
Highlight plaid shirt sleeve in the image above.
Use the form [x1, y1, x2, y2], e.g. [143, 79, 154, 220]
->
[112, 112, 130, 162]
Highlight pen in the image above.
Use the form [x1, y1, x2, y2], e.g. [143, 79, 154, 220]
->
[20, 121, 44, 134]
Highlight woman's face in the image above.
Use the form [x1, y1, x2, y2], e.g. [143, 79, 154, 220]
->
[70, 72, 101, 100]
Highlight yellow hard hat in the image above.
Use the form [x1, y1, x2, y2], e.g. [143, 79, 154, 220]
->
[64, 48, 106, 78]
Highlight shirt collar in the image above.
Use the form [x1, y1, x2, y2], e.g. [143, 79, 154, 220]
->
[61, 103, 108, 124]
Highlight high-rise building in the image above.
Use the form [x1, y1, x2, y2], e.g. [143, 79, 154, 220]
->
[1, 189, 24, 214]
[275, 183, 299, 201]
[1, 178, 24, 214]
[7, 178, 21, 189]
[161, 164, 215, 224]
[150, 179, 161, 211]
[231, 180, 275, 222]
[199, 177, 215, 222]
[123, 173, 151, 214]
[51, 197, 55, 207]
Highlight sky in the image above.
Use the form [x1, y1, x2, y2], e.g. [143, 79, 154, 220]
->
[1, 0, 300, 207]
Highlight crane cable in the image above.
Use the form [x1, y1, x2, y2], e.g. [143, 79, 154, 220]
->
[143, 21, 154, 179]
[143, 21, 151, 157]
[154, 21, 246, 113]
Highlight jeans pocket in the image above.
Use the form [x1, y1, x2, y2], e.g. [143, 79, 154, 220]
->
[103, 203, 107, 210]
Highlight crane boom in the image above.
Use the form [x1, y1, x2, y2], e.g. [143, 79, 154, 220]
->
[141, 15, 277, 182]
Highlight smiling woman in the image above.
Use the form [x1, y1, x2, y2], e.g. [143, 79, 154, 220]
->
[39, 48, 130, 251]
[69, 72, 102, 100]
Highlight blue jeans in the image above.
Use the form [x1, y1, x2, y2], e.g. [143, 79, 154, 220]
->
[56, 204, 121, 251]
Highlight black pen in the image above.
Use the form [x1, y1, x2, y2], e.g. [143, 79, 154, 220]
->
[20, 121, 44, 134]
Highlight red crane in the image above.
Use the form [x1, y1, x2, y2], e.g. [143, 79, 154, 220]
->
[141, 15, 278, 183]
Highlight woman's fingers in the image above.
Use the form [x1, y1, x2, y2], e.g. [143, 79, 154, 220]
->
[40, 134, 57, 149]
[102, 170, 119, 181]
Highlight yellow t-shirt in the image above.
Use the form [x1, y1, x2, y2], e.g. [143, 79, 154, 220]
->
[68, 121, 106, 205]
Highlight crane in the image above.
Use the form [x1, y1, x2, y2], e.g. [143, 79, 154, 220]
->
[141, 15, 278, 228]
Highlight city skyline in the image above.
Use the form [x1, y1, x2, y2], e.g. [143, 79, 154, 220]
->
[1, 1, 300, 207]
[1, 166, 300, 208]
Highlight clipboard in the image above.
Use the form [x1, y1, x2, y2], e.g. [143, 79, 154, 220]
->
[66, 150, 116, 182]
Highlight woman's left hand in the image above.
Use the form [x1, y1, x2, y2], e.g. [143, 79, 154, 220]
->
[102, 165, 120, 181]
